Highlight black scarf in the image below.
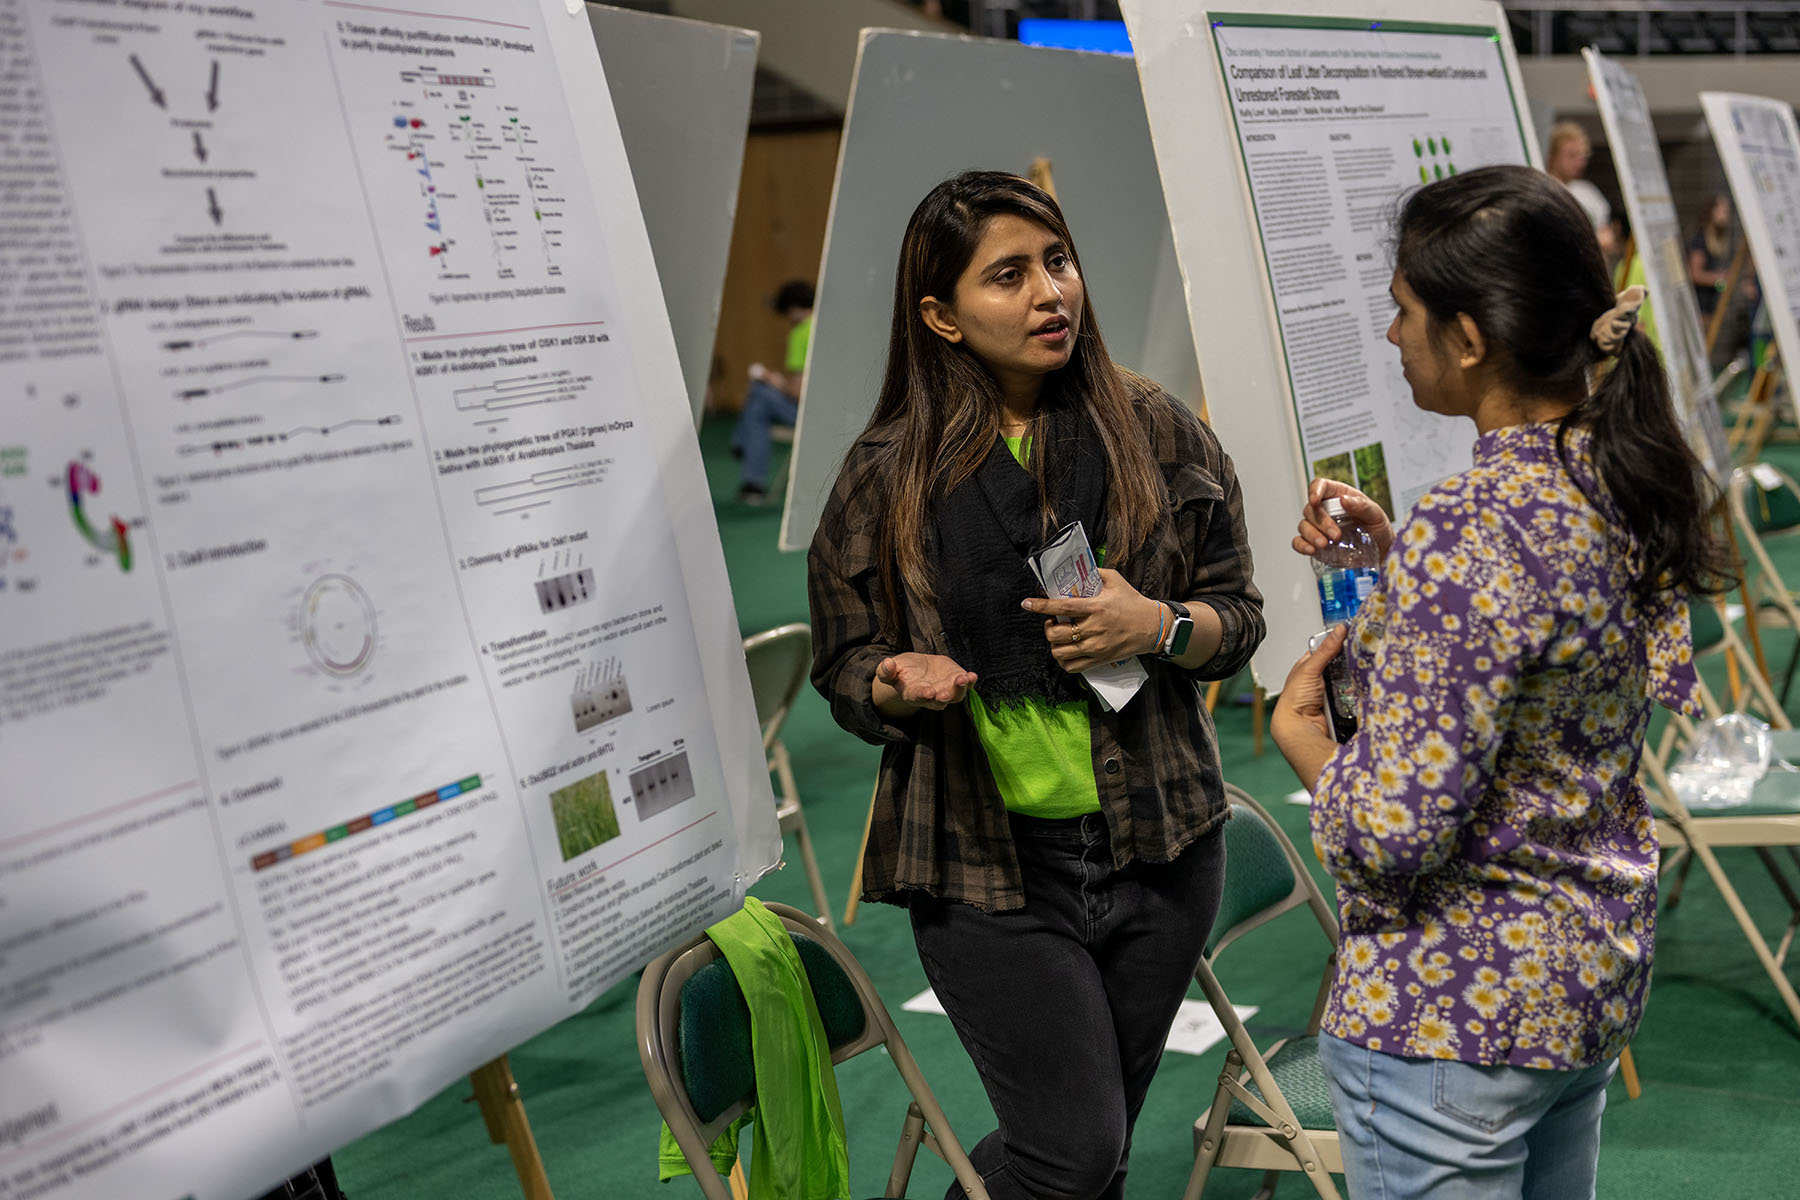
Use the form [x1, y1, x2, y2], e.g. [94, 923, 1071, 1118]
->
[931, 404, 1109, 708]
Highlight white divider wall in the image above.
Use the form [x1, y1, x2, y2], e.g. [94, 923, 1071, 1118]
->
[1119, 0, 1537, 684]
[1585, 49, 1731, 483]
[588, 4, 758, 427]
[778, 30, 1203, 552]
[1703, 92, 1800, 424]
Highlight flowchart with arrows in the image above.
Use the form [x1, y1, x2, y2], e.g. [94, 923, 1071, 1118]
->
[129, 52, 233, 226]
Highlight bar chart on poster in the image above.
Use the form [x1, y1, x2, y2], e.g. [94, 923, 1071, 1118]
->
[0, 3, 778, 1199]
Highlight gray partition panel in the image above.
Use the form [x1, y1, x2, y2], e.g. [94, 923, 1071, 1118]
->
[779, 30, 1200, 551]
[589, 4, 758, 426]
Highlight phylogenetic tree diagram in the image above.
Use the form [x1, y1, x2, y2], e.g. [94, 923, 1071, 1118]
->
[453, 369, 590, 417]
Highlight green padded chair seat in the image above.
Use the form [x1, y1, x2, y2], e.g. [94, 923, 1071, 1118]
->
[1744, 480, 1800, 534]
[1223, 1035, 1336, 1131]
[1739, 773, 1800, 817]
[678, 932, 868, 1123]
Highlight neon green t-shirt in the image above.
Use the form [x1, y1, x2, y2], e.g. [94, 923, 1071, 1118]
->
[965, 435, 1101, 819]
[784, 315, 812, 375]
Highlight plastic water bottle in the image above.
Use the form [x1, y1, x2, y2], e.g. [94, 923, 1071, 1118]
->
[1313, 498, 1379, 623]
[1311, 497, 1379, 741]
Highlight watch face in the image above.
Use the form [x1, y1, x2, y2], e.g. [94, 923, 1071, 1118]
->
[1169, 616, 1193, 657]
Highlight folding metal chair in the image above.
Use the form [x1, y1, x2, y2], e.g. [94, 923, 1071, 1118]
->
[743, 623, 832, 926]
[1185, 785, 1343, 1200]
[1640, 599, 1800, 1031]
[636, 901, 989, 1199]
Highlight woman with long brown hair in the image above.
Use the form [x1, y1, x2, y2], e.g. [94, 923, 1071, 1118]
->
[808, 170, 1263, 1200]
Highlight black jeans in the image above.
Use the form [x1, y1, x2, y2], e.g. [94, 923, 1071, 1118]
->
[910, 812, 1227, 1200]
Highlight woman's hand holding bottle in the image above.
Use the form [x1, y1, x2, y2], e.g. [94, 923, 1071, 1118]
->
[1292, 479, 1394, 561]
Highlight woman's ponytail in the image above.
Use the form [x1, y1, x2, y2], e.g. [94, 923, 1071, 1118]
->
[1394, 165, 1732, 602]
[1575, 325, 1732, 600]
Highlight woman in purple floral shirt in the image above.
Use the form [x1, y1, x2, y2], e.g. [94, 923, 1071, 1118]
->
[1271, 165, 1731, 1197]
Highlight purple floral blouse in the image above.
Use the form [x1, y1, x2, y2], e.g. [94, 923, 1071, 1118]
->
[1311, 422, 1700, 1069]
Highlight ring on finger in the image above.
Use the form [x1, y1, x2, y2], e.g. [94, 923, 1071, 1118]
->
[1071, 626, 1083, 644]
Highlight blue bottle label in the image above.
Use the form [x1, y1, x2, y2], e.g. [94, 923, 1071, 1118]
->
[1317, 567, 1378, 625]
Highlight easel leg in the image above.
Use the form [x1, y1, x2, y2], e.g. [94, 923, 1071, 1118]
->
[1618, 1046, 1642, 1100]
[469, 1056, 554, 1200]
[1717, 499, 1775, 691]
[843, 782, 877, 927]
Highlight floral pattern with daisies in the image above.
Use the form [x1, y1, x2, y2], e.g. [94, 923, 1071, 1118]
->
[1312, 421, 1700, 1069]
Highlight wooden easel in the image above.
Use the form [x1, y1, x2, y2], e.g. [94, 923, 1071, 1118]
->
[467, 1056, 554, 1199]
[1703, 239, 1749, 359]
[1727, 352, 1785, 463]
[842, 781, 878, 927]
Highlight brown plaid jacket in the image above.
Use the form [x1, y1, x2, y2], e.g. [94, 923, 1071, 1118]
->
[808, 386, 1265, 911]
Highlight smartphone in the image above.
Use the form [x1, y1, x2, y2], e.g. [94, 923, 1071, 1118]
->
[1307, 627, 1357, 745]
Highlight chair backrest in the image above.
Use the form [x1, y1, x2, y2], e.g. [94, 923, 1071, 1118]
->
[1690, 595, 1727, 657]
[669, 931, 869, 1125]
[742, 624, 811, 753]
[640, 902, 890, 1143]
[1207, 785, 1339, 961]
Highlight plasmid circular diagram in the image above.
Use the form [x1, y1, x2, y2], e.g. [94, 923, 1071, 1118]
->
[300, 573, 378, 676]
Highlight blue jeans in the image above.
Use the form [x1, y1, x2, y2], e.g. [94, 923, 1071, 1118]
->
[731, 379, 797, 490]
[1318, 1033, 1616, 1200]
[909, 814, 1226, 1200]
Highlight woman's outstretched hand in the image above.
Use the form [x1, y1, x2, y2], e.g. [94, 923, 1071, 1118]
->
[873, 652, 978, 717]
[1292, 478, 1394, 561]
[1023, 568, 1163, 674]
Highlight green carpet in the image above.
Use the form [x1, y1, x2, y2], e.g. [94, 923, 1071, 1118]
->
[332, 418, 1800, 1198]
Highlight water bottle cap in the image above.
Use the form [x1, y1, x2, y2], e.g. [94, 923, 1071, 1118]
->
[1324, 497, 1346, 519]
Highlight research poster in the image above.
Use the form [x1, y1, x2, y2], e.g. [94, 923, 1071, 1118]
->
[1121, 1, 1535, 679]
[1586, 50, 1732, 483]
[1213, 13, 1534, 517]
[0, 3, 780, 1199]
[1703, 91, 1800, 423]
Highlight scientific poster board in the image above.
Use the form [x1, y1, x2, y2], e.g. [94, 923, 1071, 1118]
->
[1120, 0, 1536, 681]
[1703, 91, 1800, 423]
[0, 3, 780, 1199]
[779, 29, 1203, 551]
[1585, 49, 1732, 483]
[588, 4, 758, 426]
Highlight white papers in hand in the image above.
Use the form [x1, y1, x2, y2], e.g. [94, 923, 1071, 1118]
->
[1027, 521, 1148, 712]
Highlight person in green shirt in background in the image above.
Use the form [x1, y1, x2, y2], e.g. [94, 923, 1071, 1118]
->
[732, 278, 813, 505]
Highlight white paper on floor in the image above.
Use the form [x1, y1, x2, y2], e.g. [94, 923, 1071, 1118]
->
[1285, 788, 1312, 806]
[903, 988, 1257, 1057]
